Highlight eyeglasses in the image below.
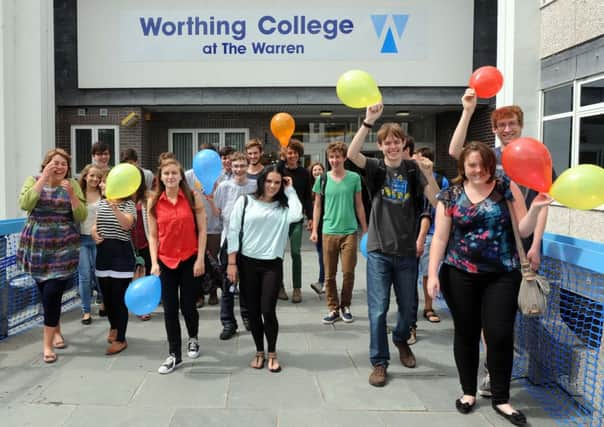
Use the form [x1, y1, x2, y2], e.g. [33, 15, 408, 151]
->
[495, 121, 520, 130]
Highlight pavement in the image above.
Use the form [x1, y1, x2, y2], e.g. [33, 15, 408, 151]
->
[0, 235, 556, 426]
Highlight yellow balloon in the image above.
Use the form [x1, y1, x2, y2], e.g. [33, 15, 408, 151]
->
[549, 164, 604, 210]
[105, 163, 142, 200]
[336, 70, 382, 109]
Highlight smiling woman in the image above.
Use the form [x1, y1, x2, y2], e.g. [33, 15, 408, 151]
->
[17, 148, 86, 364]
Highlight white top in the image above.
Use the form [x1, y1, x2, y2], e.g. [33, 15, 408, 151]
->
[80, 198, 100, 235]
[227, 187, 303, 260]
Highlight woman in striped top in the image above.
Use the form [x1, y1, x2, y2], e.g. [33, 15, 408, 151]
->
[17, 148, 86, 364]
[93, 188, 136, 355]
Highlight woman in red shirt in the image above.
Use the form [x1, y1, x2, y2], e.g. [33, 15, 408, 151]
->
[148, 158, 207, 374]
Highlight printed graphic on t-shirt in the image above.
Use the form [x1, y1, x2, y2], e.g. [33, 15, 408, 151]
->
[381, 173, 410, 204]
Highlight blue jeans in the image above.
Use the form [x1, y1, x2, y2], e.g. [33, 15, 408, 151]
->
[367, 251, 418, 367]
[78, 235, 98, 314]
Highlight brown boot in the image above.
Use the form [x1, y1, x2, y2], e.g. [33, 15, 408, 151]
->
[369, 365, 387, 387]
[395, 341, 416, 368]
[277, 287, 289, 301]
[107, 329, 117, 344]
[106, 340, 127, 355]
[291, 288, 302, 304]
[208, 290, 219, 305]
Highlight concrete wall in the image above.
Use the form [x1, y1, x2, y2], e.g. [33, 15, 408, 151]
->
[0, 0, 55, 219]
[540, 0, 604, 59]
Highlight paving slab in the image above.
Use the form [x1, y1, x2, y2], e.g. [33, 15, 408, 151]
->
[0, 402, 76, 427]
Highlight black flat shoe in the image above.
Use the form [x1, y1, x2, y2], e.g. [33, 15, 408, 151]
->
[81, 315, 92, 325]
[493, 404, 527, 425]
[455, 398, 476, 414]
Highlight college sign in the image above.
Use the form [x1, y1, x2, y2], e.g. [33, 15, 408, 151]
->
[77, 0, 473, 88]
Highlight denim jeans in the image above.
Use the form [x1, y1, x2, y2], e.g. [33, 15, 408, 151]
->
[78, 235, 98, 314]
[367, 251, 418, 367]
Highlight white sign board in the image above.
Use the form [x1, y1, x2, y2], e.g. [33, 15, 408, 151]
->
[77, 0, 474, 88]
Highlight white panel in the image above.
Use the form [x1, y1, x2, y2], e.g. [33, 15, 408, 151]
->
[77, 0, 474, 88]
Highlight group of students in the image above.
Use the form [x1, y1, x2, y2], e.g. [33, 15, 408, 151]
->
[16, 89, 553, 426]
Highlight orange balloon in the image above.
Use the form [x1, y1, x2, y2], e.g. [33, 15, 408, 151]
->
[270, 113, 295, 147]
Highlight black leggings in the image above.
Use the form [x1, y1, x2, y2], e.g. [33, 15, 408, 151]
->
[37, 277, 69, 327]
[238, 255, 282, 353]
[99, 277, 130, 342]
[160, 256, 199, 359]
[440, 264, 521, 405]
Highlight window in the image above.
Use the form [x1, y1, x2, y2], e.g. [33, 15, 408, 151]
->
[70, 125, 119, 175]
[168, 129, 249, 170]
[541, 75, 604, 172]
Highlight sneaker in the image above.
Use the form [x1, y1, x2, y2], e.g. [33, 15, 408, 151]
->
[278, 287, 289, 301]
[369, 365, 387, 387]
[310, 282, 324, 295]
[479, 366, 492, 397]
[242, 318, 251, 331]
[341, 307, 354, 323]
[291, 288, 302, 304]
[322, 311, 340, 324]
[187, 337, 200, 359]
[208, 291, 219, 305]
[407, 327, 417, 345]
[158, 354, 182, 374]
[196, 297, 205, 308]
[219, 324, 237, 340]
[394, 341, 416, 368]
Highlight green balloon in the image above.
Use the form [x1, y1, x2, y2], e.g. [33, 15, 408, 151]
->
[549, 164, 604, 210]
[336, 70, 382, 109]
[105, 163, 142, 200]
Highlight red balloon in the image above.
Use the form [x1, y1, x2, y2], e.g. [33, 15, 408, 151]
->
[502, 138, 553, 193]
[469, 66, 504, 98]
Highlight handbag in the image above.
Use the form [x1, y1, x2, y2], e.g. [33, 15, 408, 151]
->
[507, 200, 550, 317]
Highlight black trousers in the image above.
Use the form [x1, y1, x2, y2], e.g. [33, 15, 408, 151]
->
[99, 277, 130, 342]
[440, 264, 521, 405]
[238, 255, 282, 353]
[160, 256, 199, 359]
[37, 277, 69, 327]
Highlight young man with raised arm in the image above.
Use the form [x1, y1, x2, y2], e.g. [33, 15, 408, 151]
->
[347, 103, 439, 387]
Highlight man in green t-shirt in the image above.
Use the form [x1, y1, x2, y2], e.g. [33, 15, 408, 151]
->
[310, 142, 368, 324]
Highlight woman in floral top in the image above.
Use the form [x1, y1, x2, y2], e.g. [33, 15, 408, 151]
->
[17, 149, 87, 364]
[427, 141, 551, 426]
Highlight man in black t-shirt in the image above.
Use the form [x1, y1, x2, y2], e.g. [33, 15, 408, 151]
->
[348, 103, 440, 387]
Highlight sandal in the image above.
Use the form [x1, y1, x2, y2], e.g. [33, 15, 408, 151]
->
[53, 334, 67, 349]
[250, 351, 265, 369]
[267, 352, 281, 373]
[43, 353, 57, 364]
[138, 314, 152, 321]
[423, 309, 441, 323]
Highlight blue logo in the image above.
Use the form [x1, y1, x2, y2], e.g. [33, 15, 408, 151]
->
[370, 14, 409, 54]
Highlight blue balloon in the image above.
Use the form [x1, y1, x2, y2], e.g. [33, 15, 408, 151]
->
[124, 275, 161, 316]
[193, 149, 222, 195]
[360, 233, 368, 258]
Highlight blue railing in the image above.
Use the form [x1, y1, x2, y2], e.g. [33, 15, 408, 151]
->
[513, 232, 604, 427]
[0, 217, 79, 340]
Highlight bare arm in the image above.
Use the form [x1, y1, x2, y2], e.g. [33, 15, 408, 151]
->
[193, 193, 207, 277]
[354, 191, 368, 234]
[416, 157, 439, 208]
[347, 103, 384, 168]
[509, 183, 552, 238]
[109, 201, 134, 230]
[416, 216, 431, 257]
[147, 202, 160, 276]
[310, 192, 322, 242]
[526, 206, 548, 270]
[427, 203, 452, 299]
[449, 88, 477, 160]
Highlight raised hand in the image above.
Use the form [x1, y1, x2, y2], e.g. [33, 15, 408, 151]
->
[365, 102, 384, 125]
[462, 88, 477, 112]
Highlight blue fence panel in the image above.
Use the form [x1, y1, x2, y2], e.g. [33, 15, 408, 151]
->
[513, 233, 604, 427]
[0, 218, 80, 340]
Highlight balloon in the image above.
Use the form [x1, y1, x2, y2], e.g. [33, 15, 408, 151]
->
[469, 66, 504, 99]
[336, 70, 382, 109]
[125, 275, 161, 316]
[270, 113, 296, 147]
[360, 233, 368, 258]
[193, 149, 222, 195]
[105, 163, 142, 200]
[549, 164, 604, 210]
[502, 138, 552, 193]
